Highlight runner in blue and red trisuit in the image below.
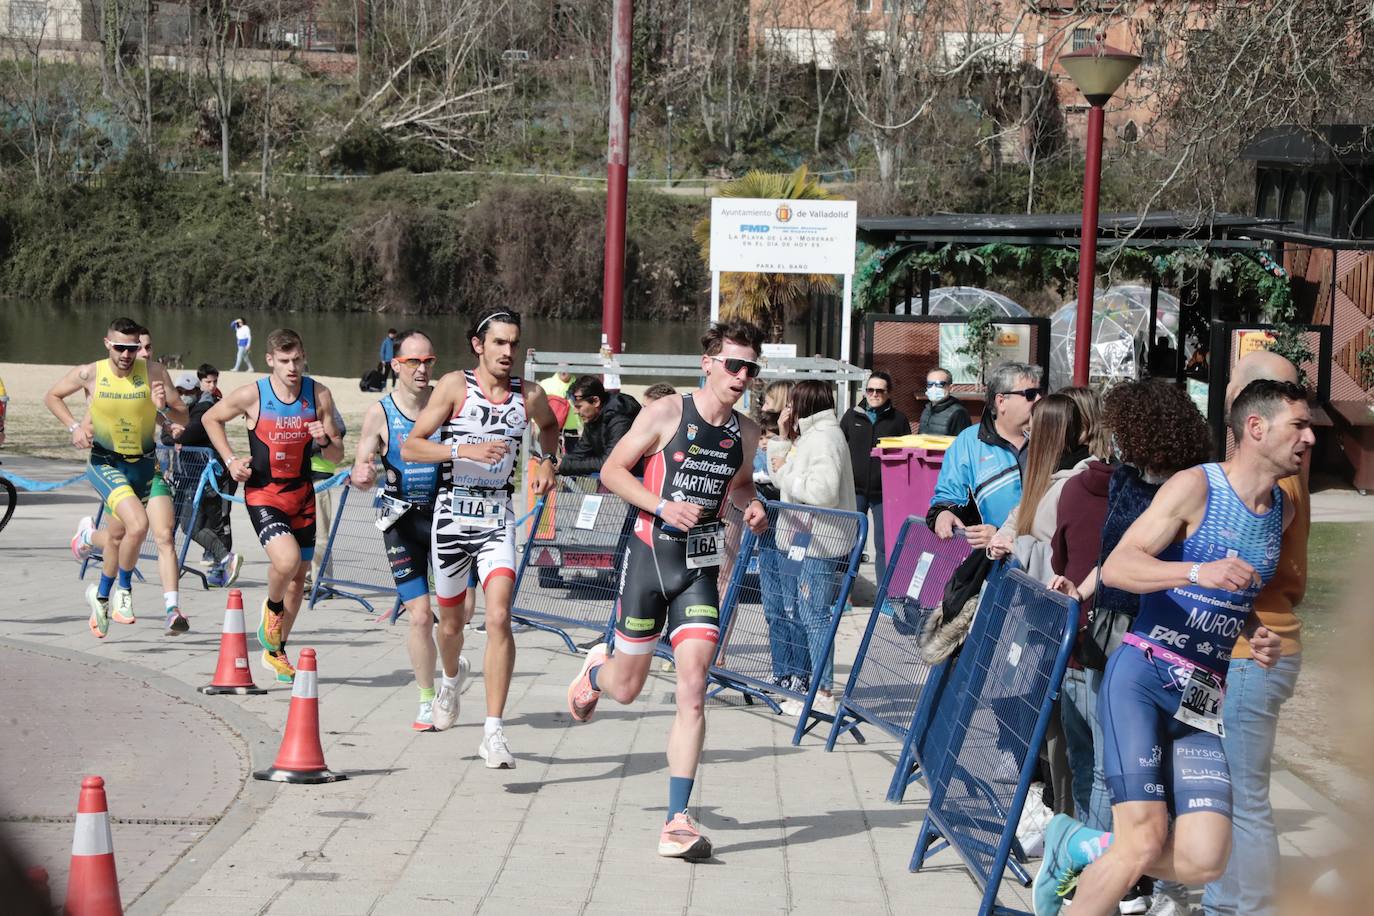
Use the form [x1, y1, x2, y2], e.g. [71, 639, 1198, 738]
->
[203, 328, 344, 684]
[1034, 379, 1314, 916]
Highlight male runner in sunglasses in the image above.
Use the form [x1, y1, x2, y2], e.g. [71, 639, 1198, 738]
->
[351, 329, 471, 731]
[401, 307, 561, 767]
[46, 317, 191, 637]
[566, 319, 770, 860]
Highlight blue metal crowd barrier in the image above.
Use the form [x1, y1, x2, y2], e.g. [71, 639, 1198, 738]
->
[309, 481, 398, 615]
[908, 568, 1079, 916]
[79, 445, 213, 588]
[711, 498, 866, 745]
[827, 516, 972, 802]
[509, 480, 633, 653]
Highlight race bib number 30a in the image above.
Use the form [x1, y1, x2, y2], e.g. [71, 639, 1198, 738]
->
[686, 521, 726, 569]
[1174, 667, 1225, 738]
[453, 496, 504, 529]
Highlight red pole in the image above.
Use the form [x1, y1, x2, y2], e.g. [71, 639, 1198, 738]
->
[600, 0, 632, 356]
[1073, 102, 1105, 387]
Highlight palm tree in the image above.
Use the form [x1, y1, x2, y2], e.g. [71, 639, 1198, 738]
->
[692, 166, 841, 343]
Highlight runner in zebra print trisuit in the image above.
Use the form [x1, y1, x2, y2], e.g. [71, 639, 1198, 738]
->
[403, 307, 560, 768]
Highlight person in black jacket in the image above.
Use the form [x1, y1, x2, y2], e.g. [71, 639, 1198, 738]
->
[918, 367, 972, 436]
[559, 376, 642, 477]
[841, 370, 911, 584]
[175, 364, 241, 586]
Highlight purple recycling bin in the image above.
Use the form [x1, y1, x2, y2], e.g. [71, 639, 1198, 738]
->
[872, 446, 947, 566]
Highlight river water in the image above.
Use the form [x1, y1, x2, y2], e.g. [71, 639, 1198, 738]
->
[0, 301, 807, 378]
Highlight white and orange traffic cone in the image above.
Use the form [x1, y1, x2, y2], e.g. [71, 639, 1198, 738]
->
[253, 648, 346, 784]
[64, 776, 122, 916]
[200, 588, 266, 695]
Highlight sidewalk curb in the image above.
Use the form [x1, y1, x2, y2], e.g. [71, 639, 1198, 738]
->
[0, 635, 282, 914]
[1271, 766, 1356, 839]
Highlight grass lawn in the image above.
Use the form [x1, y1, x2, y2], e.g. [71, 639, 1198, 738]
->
[1299, 522, 1373, 651]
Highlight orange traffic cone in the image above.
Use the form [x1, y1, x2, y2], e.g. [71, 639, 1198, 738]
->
[200, 589, 266, 695]
[64, 776, 122, 916]
[253, 648, 347, 784]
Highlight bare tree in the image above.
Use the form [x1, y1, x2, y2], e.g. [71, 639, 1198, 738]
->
[198, 0, 246, 182]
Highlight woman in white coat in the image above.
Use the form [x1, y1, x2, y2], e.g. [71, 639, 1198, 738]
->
[768, 380, 856, 714]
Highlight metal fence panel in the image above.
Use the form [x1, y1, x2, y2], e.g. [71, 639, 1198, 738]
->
[827, 516, 971, 798]
[81, 445, 215, 587]
[711, 498, 866, 745]
[909, 569, 1078, 916]
[309, 482, 398, 614]
[510, 482, 636, 651]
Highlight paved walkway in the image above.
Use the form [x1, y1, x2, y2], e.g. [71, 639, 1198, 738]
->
[0, 457, 1356, 914]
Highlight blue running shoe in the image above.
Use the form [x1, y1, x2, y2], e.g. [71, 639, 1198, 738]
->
[1033, 814, 1083, 916]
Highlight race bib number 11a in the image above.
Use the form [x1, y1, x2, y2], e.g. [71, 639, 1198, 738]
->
[454, 496, 503, 529]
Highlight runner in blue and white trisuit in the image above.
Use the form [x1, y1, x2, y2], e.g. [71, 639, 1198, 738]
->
[350, 330, 469, 732]
[1034, 379, 1314, 916]
[401, 308, 560, 768]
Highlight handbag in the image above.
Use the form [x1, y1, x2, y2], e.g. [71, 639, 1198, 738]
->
[1078, 569, 1136, 670]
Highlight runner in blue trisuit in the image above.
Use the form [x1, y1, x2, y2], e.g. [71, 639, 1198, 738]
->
[1034, 379, 1314, 916]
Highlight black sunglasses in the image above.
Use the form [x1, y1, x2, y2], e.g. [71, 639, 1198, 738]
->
[1003, 387, 1042, 401]
[865, 387, 889, 394]
[712, 356, 762, 379]
[109, 343, 140, 353]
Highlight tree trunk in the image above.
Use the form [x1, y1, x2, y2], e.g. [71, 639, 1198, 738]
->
[142, 0, 153, 152]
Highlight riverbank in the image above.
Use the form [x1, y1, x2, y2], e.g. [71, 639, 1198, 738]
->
[0, 166, 708, 319]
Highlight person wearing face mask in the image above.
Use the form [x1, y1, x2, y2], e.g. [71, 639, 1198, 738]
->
[841, 370, 911, 585]
[918, 367, 971, 436]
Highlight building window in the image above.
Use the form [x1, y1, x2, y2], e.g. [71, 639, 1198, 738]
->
[1139, 29, 1163, 67]
[1310, 180, 1334, 237]
[855, 0, 872, 11]
[1282, 178, 1306, 230]
[1257, 174, 1280, 219]
[8, 0, 47, 36]
[1072, 28, 1093, 51]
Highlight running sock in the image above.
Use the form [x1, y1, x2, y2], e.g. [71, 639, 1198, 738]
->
[419, 686, 436, 703]
[587, 664, 601, 691]
[441, 672, 460, 690]
[117, 568, 133, 590]
[667, 777, 694, 822]
[97, 574, 115, 600]
[1065, 824, 1112, 870]
[164, 591, 179, 610]
[484, 717, 502, 737]
[267, 597, 285, 614]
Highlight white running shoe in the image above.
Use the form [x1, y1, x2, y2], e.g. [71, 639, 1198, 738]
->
[458, 655, 472, 694]
[413, 700, 436, 732]
[433, 680, 460, 731]
[71, 517, 95, 562]
[111, 587, 135, 625]
[223, 552, 244, 587]
[478, 727, 515, 769]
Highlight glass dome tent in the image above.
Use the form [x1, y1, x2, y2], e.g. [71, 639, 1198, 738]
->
[898, 286, 1030, 318]
[1049, 284, 1180, 390]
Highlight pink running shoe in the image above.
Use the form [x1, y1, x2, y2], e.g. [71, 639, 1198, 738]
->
[658, 811, 712, 860]
[71, 516, 95, 562]
[567, 643, 608, 723]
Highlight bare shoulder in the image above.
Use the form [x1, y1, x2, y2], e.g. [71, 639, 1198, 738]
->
[522, 378, 546, 399]
[642, 391, 683, 426]
[313, 380, 335, 404]
[434, 370, 468, 404]
[735, 410, 760, 438]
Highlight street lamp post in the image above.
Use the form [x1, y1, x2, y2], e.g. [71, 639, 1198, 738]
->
[666, 104, 674, 187]
[1060, 43, 1140, 386]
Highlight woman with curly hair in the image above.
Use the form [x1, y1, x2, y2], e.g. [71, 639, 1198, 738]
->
[1047, 378, 1211, 910]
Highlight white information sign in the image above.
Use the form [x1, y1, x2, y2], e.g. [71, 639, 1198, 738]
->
[938, 324, 1033, 385]
[709, 198, 857, 275]
[761, 343, 797, 359]
[575, 495, 603, 530]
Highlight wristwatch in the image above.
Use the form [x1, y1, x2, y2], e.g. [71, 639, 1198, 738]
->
[1188, 562, 1201, 585]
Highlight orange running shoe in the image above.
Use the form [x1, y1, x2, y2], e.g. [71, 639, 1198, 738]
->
[658, 811, 712, 860]
[261, 648, 295, 683]
[567, 643, 608, 722]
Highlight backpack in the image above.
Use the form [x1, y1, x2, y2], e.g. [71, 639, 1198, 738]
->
[359, 365, 385, 392]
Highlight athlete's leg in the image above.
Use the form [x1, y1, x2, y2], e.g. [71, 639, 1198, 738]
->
[111, 495, 150, 571]
[264, 533, 302, 607]
[282, 557, 308, 642]
[1068, 801, 1170, 914]
[479, 572, 516, 717]
[408, 596, 438, 689]
[666, 637, 713, 789]
[145, 495, 179, 594]
[589, 649, 655, 704]
[437, 596, 466, 677]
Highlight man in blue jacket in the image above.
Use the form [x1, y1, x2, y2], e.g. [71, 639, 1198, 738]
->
[379, 328, 399, 389]
[926, 361, 1041, 547]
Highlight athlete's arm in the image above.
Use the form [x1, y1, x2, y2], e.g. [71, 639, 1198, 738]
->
[1102, 468, 1258, 594]
[350, 402, 386, 490]
[601, 396, 700, 530]
[727, 416, 768, 534]
[148, 361, 190, 427]
[202, 384, 258, 483]
[403, 371, 462, 463]
[312, 385, 345, 465]
[44, 363, 95, 448]
[522, 380, 560, 497]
